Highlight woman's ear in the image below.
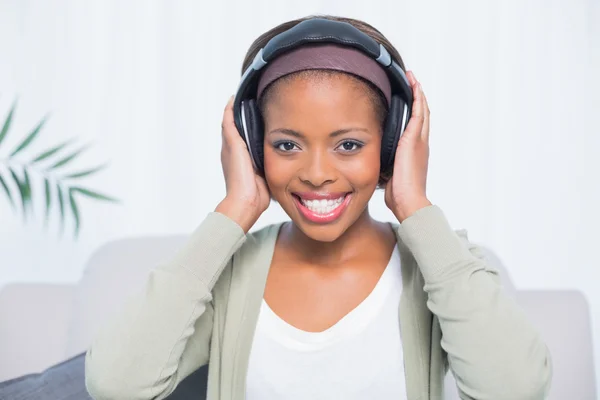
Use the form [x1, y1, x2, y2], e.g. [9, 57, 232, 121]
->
[377, 171, 391, 189]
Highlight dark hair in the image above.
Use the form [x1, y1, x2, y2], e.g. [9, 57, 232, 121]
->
[241, 15, 407, 187]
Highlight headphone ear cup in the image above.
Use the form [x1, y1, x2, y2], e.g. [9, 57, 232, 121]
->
[243, 98, 265, 174]
[380, 95, 406, 175]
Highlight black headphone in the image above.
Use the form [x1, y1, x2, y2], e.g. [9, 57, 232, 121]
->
[233, 18, 413, 178]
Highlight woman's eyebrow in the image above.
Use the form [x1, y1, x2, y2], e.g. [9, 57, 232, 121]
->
[267, 127, 370, 138]
[268, 128, 304, 138]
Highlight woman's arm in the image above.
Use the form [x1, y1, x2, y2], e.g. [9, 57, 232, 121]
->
[398, 205, 552, 400]
[85, 211, 246, 400]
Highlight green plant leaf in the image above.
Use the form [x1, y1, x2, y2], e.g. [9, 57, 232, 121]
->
[9, 168, 27, 220]
[0, 173, 14, 209]
[49, 145, 88, 169]
[44, 178, 51, 221]
[10, 115, 48, 157]
[57, 184, 65, 234]
[63, 164, 107, 179]
[32, 139, 73, 163]
[23, 168, 32, 213]
[71, 187, 118, 202]
[69, 188, 80, 237]
[0, 101, 16, 147]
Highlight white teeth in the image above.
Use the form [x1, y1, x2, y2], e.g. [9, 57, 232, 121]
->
[299, 195, 346, 214]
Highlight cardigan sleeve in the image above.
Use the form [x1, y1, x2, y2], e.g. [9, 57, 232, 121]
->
[85, 212, 246, 400]
[398, 205, 552, 400]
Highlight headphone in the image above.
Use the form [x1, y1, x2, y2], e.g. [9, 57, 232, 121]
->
[233, 18, 413, 178]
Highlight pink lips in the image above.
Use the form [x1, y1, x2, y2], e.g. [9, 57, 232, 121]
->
[292, 192, 352, 224]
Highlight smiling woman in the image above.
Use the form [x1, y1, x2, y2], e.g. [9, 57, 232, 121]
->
[85, 14, 553, 400]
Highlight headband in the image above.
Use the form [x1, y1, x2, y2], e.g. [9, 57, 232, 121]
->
[256, 43, 392, 106]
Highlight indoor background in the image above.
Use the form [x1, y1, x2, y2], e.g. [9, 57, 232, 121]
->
[0, 0, 598, 396]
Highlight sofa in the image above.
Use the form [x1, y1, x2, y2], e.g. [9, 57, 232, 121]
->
[0, 233, 596, 399]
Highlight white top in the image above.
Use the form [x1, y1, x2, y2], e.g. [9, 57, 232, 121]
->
[245, 246, 405, 399]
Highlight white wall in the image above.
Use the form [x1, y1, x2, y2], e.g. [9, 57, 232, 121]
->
[1, 0, 598, 388]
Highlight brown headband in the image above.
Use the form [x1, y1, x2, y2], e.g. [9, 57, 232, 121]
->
[256, 44, 392, 106]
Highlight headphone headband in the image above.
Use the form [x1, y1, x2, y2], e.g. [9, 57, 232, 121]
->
[262, 18, 383, 61]
[256, 43, 393, 106]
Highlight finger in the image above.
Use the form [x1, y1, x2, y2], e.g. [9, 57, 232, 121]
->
[406, 70, 417, 86]
[222, 96, 235, 134]
[221, 96, 247, 148]
[224, 95, 234, 112]
[419, 83, 430, 142]
[402, 74, 425, 142]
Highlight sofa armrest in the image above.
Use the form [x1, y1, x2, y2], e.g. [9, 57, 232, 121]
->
[0, 283, 75, 381]
[444, 289, 596, 399]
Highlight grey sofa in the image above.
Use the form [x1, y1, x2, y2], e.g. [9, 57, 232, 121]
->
[0, 234, 596, 399]
[0, 354, 208, 400]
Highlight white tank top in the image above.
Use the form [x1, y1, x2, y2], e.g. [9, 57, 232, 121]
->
[245, 246, 405, 399]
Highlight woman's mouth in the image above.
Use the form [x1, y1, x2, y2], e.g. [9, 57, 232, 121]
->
[291, 192, 353, 223]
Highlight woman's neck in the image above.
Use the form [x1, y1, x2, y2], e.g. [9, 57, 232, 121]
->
[279, 208, 392, 267]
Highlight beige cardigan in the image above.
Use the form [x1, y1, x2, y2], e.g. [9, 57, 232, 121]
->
[85, 205, 552, 399]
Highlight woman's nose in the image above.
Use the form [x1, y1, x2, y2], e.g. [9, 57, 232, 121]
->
[298, 151, 336, 187]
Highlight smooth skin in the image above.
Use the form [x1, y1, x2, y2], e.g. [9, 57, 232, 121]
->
[215, 70, 431, 332]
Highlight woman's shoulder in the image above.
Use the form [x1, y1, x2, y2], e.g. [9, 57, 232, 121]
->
[246, 221, 285, 245]
[232, 220, 285, 261]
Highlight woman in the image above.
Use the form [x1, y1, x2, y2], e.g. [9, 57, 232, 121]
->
[85, 15, 552, 400]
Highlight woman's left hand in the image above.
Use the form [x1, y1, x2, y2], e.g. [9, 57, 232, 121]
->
[384, 70, 433, 222]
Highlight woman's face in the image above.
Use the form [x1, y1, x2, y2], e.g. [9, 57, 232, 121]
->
[262, 72, 383, 242]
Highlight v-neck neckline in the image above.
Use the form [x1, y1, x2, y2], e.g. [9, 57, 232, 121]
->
[258, 244, 401, 349]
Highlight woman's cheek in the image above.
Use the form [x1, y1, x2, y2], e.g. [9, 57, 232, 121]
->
[263, 151, 294, 193]
[338, 151, 381, 188]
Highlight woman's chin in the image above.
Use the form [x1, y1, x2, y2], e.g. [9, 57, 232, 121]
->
[294, 222, 348, 243]
[288, 209, 357, 243]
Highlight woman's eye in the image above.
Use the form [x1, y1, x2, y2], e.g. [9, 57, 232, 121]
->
[275, 141, 298, 152]
[338, 141, 362, 152]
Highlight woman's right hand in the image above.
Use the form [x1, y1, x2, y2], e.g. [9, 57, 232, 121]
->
[215, 96, 270, 233]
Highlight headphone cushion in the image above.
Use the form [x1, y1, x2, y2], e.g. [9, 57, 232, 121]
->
[243, 98, 265, 174]
[381, 95, 406, 175]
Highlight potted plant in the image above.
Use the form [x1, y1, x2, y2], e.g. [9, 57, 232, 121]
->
[0, 101, 118, 237]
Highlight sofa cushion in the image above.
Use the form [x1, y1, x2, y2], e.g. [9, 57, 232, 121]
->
[0, 283, 75, 382]
[0, 352, 208, 400]
[66, 235, 188, 356]
[0, 353, 90, 400]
